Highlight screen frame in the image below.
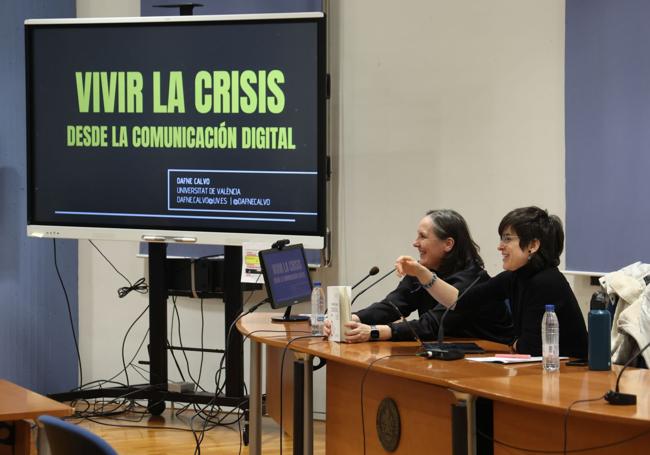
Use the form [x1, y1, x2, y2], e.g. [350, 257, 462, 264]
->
[258, 243, 313, 309]
[25, 13, 327, 249]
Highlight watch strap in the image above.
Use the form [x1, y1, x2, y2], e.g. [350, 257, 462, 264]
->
[422, 272, 438, 289]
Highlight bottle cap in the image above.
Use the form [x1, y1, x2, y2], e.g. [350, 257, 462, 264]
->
[590, 291, 607, 310]
[313, 281, 321, 286]
[545, 304, 555, 312]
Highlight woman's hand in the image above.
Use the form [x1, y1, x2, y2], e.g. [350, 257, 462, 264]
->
[324, 314, 360, 339]
[395, 255, 459, 307]
[343, 320, 372, 343]
[323, 319, 333, 337]
[395, 255, 427, 278]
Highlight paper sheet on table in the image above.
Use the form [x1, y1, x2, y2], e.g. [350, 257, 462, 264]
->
[466, 356, 568, 364]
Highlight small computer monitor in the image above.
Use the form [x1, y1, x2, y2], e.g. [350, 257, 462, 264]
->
[259, 243, 312, 322]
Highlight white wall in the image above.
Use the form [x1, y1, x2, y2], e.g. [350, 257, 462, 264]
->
[326, 0, 594, 302]
[76, 0, 597, 420]
[76, 0, 138, 17]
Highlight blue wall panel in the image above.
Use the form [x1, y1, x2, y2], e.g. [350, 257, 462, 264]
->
[566, 0, 650, 273]
[0, 0, 77, 394]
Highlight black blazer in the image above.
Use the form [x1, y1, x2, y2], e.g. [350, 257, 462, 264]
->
[354, 262, 515, 344]
[455, 264, 588, 357]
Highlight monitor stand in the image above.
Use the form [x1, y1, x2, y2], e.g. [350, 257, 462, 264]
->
[272, 306, 310, 322]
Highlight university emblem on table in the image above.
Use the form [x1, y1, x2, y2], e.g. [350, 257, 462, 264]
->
[376, 397, 401, 452]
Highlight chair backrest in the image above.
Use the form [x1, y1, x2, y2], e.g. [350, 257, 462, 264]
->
[39, 415, 118, 455]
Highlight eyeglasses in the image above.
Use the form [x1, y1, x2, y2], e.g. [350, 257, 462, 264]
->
[499, 234, 519, 244]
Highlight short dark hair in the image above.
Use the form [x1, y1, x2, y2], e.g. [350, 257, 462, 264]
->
[427, 209, 484, 276]
[498, 206, 564, 268]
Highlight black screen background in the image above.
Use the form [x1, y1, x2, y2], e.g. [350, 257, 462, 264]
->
[26, 17, 326, 236]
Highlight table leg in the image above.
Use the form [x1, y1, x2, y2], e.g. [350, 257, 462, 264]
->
[249, 339, 262, 455]
[451, 390, 476, 455]
[303, 354, 313, 455]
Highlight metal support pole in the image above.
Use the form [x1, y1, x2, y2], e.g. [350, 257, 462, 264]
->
[249, 340, 262, 455]
[293, 360, 305, 455]
[303, 354, 314, 455]
[451, 390, 477, 455]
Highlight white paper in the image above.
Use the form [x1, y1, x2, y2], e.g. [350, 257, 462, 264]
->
[327, 286, 352, 342]
[240, 241, 271, 284]
[466, 356, 568, 364]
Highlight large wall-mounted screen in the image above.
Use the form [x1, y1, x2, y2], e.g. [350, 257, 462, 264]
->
[25, 13, 326, 247]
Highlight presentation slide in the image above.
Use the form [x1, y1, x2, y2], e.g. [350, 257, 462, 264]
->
[27, 16, 325, 236]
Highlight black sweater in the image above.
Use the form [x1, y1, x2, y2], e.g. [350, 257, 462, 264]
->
[454, 264, 588, 357]
[354, 263, 514, 345]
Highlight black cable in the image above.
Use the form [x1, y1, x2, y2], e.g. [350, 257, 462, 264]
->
[212, 274, 265, 398]
[108, 324, 149, 387]
[117, 277, 149, 298]
[190, 395, 217, 455]
[68, 315, 150, 420]
[212, 298, 268, 400]
[241, 329, 312, 343]
[190, 279, 266, 455]
[168, 298, 186, 382]
[614, 341, 650, 393]
[129, 364, 150, 383]
[79, 239, 152, 402]
[71, 383, 164, 420]
[188, 396, 249, 455]
[53, 239, 83, 389]
[72, 379, 127, 392]
[88, 240, 132, 284]
[359, 354, 414, 455]
[88, 240, 148, 298]
[238, 408, 243, 455]
[68, 312, 149, 399]
[473, 399, 650, 453]
[120, 305, 150, 388]
[85, 416, 197, 432]
[172, 297, 207, 392]
[197, 298, 205, 387]
[563, 395, 605, 454]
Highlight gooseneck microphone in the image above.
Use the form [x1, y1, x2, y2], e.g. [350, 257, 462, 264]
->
[435, 271, 486, 346]
[385, 300, 424, 346]
[605, 340, 650, 405]
[352, 266, 380, 290]
[324, 266, 382, 316]
[384, 300, 462, 360]
[350, 267, 396, 306]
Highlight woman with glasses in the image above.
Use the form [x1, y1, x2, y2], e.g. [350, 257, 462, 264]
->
[396, 206, 587, 357]
[332, 209, 514, 344]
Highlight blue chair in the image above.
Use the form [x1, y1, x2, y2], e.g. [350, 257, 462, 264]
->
[38, 415, 118, 455]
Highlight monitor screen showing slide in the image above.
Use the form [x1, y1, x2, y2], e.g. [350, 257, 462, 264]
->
[259, 244, 312, 309]
[25, 13, 327, 247]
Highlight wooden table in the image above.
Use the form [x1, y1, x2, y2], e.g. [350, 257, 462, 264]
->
[238, 313, 650, 455]
[0, 379, 73, 455]
[450, 366, 650, 454]
[238, 313, 520, 454]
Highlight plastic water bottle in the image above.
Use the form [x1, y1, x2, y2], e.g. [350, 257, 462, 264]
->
[588, 291, 611, 371]
[542, 304, 560, 372]
[311, 282, 326, 336]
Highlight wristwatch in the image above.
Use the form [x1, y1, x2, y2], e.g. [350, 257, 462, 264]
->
[370, 325, 380, 341]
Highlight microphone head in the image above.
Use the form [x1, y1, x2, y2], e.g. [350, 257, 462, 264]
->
[369, 266, 380, 276]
